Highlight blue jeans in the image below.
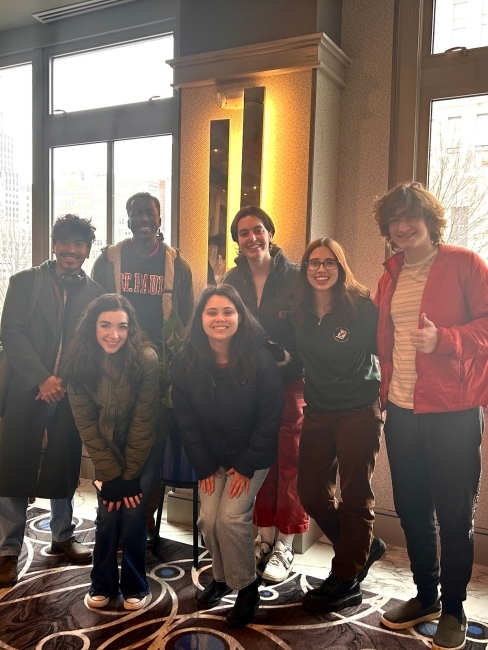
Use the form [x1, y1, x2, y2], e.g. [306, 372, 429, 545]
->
[198, 467, 268, 591]
[90, 442, 163, 598]
[384, 402, 482, 608]
[0, 496, 74, 556]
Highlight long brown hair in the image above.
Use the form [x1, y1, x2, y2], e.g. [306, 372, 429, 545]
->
[292, 238, 370, 325]
[62, 293, 153, 391]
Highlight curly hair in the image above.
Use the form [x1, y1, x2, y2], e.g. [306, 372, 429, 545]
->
[62, 294, 153, 391]
[372, 181, 447, 252]
[51, 214, 96, 252]
[292, 238, 370, 326]
[179, 284, 259, 386]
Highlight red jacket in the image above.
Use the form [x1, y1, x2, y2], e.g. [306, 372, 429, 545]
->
[374, 245, 488, 413]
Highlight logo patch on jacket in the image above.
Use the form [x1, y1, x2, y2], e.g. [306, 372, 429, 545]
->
[333, 326, 350, 343]
[278, 310, 288, 319]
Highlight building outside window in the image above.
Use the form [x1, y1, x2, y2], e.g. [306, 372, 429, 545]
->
[0, 63, 32, 316]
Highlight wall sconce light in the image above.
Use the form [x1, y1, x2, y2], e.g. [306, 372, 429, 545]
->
[217, 90, 244, 110]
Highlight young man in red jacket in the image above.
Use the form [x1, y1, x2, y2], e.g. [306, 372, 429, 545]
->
[373, 182, 488, 650]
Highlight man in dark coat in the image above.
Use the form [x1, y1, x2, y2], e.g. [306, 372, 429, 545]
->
[0, 215, 105, 587]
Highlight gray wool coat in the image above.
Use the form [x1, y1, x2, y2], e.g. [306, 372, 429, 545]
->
[0, 261, 104, 498]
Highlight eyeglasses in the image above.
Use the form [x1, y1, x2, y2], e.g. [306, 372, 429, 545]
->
[305, 259, 339, 271]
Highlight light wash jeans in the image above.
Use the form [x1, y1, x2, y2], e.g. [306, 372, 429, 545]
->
[198, 467, 268, 591]
[0, 496, 75, 557]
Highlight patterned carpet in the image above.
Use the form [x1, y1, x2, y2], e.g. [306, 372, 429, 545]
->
[0, 508, 486, 649]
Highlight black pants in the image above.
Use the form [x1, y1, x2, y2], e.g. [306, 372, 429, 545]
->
[384, 401, 482, 607]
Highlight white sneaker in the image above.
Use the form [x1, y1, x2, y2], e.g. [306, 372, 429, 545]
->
[123, 594, 149, 610]
[262, 541, 294, 583]
[86, 591, 110, 608]
[254, 534, 273, 565]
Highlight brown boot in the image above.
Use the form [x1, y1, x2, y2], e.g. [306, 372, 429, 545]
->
[49, 537, 92, 564]
[0, 555, 18, 587]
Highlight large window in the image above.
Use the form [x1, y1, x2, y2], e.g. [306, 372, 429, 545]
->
[392, 0, 488, 261]
[0, 63, 32, 314]
[428, 95, 488, 259]
[45, 29, 176, 269]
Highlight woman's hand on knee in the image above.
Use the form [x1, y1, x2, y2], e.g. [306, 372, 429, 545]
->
[226, 468, 250, 498]
[103, 499, 122, 512]
[199, 471, 221, 495]
[123, 494, 142, 508]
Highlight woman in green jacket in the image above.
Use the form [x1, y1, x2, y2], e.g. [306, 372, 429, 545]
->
[64, 294, 160, 611]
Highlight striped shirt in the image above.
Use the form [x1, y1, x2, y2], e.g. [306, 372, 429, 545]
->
[389, 249, 438, 409]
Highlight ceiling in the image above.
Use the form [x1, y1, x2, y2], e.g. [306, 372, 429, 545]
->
[0, 0, 108, 32]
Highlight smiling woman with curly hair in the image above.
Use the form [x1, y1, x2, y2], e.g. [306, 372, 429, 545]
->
[63, 293, 160, 613]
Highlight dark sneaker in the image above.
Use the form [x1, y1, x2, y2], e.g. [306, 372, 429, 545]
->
[432, 612, 467, 650]
[196, 580, 233, 610]
[381, 597, 441, 629]
[226, 581, 260, 628]
[302, 574, 362, 613]
[357, 537, 387, 582]
[50, 537, 92, 564]
[254, 535, 273, 566]
[0, 555, 18, 587]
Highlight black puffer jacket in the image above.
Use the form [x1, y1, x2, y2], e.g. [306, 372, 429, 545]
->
[224, 247, 303, 384]
[171, 346, 284, 480]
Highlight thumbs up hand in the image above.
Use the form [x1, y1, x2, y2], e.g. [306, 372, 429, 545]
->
[410, 313, 438, 354]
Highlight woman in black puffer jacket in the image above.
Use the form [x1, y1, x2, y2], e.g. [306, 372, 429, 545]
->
[171, 284, 284, 628]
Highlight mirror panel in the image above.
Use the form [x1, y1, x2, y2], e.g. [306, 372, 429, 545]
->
[240, 86, 265, 207]
[208, 119, 230, 284]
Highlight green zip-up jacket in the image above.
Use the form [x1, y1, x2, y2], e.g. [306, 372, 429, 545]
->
[67, 347, 159, 482]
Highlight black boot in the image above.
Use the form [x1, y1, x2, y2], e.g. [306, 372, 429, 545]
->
[196, 579, 233, 610]
[302, 573, 362, 613]
[357, 537, 386, 582]
[226, 579, 260, 628]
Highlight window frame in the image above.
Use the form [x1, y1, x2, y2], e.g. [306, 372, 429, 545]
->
[390, 0, 488, 188]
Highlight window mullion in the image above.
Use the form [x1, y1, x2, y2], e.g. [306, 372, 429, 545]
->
[44, 99, 175, 148]
[32, 48, 50, 265]
[107, 141, 114, 246]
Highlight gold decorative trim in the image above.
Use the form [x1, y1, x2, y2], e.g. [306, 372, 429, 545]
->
[169, 32, 351, 89]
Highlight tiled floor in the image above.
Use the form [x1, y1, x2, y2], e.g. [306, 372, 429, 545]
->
[37, 478, 488, 625]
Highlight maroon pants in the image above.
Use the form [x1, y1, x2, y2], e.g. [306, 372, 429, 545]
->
[253, 378, 310, 534]
[297, 403, 383, 580]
